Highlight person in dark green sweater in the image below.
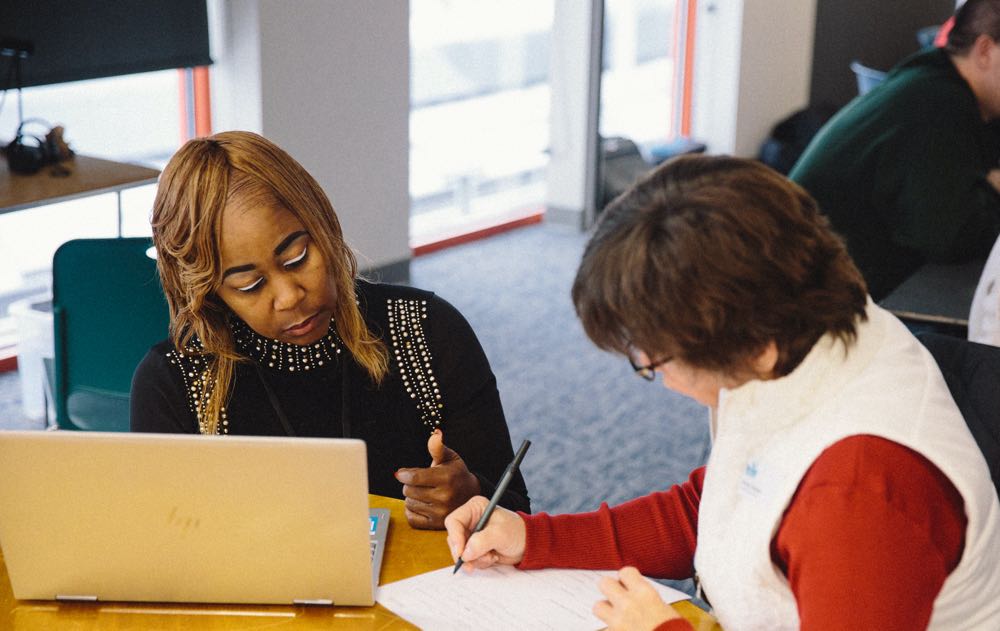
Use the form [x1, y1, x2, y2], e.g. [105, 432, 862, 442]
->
[790, 0, 1000, 301]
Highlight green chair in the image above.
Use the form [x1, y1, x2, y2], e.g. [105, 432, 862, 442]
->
[46, 238, 170, 431]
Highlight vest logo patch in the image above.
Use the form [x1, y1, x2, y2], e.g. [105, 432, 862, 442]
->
[739, 460, 763, 498]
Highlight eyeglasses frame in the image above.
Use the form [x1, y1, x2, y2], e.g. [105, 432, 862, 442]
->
[627, 346, 673, 381]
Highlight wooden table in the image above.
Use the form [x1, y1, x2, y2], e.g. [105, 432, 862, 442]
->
[0, 154, 160, 235]
[880, 260, 985, 328]
[0, 496, 720, 630]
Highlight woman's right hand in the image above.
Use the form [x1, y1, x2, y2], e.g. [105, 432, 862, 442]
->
[444, 496, 527, 571]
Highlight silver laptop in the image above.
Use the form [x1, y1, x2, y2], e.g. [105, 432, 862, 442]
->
[0, 430, 389, 606]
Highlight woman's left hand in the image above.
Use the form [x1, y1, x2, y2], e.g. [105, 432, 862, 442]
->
[395, 429, 481, 529]
[594, 567, 685, 631]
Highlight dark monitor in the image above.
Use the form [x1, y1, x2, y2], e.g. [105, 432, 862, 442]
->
[0, 0, 212, 89]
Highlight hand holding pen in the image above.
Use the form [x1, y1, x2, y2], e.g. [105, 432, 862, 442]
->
[444, 439, 531, 574]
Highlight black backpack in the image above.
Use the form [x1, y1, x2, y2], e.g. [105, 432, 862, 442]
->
[758, 105, 836, 174]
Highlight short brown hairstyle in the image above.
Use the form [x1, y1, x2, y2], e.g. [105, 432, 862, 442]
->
[572, 154, 868, 378]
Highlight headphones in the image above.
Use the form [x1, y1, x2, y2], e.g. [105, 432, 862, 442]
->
[4, 119, 62, 175]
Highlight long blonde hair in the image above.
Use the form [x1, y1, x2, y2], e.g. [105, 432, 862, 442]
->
[151, 131, 388, 434]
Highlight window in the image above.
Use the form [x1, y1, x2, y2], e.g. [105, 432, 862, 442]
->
[0, 70, 183, 338]
[409, 0, 554, 246]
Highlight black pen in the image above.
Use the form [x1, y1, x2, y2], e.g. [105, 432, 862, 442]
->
[453, 438, 531, 574]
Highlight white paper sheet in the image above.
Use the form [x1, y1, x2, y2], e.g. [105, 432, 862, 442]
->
[376, 565, 690, 631]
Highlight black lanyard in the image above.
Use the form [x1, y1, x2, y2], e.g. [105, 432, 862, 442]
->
[254, 363, 297, 437]
[252, 362, 352, 439]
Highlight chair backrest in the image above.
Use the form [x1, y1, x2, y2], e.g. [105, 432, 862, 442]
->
[51, 238, 169, 431]
[918, 332, 1000, 499]
[600, 136, 653, 210]
[850, 60, 888, 96]
[968, 234, 1000, 346]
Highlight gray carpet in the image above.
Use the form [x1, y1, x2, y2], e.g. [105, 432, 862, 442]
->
[0, 222, 710, 594]
[0, 372, 43, 431]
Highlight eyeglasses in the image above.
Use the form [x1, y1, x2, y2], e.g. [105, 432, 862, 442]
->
[626, 345, 673, 381]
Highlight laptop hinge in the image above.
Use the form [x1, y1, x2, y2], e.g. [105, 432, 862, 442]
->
[293, 598, 334, 606]
[56, 594, 98, 601]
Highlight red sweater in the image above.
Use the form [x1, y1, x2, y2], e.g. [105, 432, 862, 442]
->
[518, 435, 967, 630]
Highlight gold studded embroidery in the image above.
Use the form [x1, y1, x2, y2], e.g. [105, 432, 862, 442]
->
[231, 317, 342, 372]
[165, 342, 228, 435]
[166, 301, 441, 434]
[387, 298, 443, 430]
[166, 320, 341, 435]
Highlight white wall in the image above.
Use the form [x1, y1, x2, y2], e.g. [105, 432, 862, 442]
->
[210, 0, 411, 273]
[692, 0, 817, 156]
[690, 1, 743, 155]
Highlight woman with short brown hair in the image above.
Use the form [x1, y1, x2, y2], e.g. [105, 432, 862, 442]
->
[574, 155, 867, 379]
[446, 155, 1000, 630]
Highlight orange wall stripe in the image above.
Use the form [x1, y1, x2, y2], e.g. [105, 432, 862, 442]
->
[681, 0, 697, 137]
[412, 211, 544, 257]
[193, 66, 213, 137]
[178, 66, 212, 142]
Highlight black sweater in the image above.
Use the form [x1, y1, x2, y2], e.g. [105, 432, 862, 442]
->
[130, 280, 529, 512]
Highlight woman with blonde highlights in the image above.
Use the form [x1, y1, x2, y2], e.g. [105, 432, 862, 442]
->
[132, 131, 528, 528]
[445, 155, 1000, 630]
